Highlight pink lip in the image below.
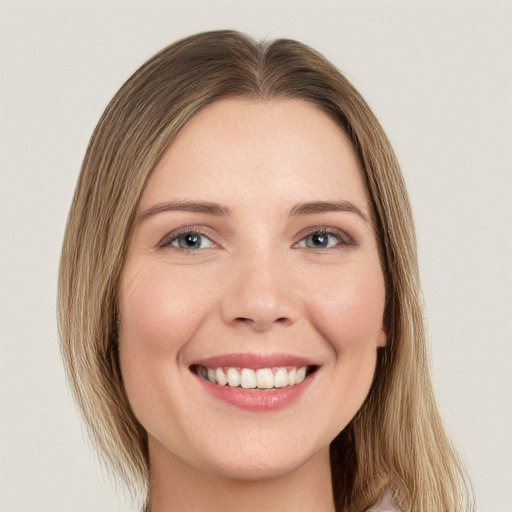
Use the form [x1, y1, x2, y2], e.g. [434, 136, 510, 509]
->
[192, 352, 317, 369]
[194, 372, 314, 411]
[190, 352, 318, 412]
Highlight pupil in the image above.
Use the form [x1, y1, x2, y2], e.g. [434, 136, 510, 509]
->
[181, 234, 200, 248]
[311, 234, 328, 247]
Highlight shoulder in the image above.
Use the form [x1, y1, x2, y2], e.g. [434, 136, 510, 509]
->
[366, 486, 403, 512]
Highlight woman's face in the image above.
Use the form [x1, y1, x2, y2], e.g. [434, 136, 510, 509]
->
[119, 98, 386, 481]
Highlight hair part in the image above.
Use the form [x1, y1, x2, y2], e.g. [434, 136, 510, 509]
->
[58, 30, 473, 511]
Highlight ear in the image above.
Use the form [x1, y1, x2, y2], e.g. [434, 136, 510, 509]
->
[376, 326, 387, 348]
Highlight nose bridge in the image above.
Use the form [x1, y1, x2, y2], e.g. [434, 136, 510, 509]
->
[221, 244, 297, 331]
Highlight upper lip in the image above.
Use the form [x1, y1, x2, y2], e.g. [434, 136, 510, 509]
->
[191, 352, 319, 370]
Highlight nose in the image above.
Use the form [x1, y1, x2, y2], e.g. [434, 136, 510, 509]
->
[220, 251, 299, 332]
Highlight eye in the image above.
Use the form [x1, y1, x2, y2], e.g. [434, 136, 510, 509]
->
[158, 230, 216, 251]
[294, 229, 354, 250]
[304, 232, 337, 249]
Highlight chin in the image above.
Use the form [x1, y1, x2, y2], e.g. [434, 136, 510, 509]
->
[184, 423, 333, 483]
[201, 448, 323, 482]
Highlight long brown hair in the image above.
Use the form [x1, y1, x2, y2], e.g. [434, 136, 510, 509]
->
[58, 30, 473, 511]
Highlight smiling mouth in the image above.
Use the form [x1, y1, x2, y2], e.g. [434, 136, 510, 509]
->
[191, 365, 317, 390]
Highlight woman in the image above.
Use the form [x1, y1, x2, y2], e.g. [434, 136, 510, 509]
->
[58, 30, 473, 512]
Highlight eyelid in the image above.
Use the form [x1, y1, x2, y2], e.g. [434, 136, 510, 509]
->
[293, 226, 356, 249]
[156, 225, 356, 251]
[157, 226, 219, 250]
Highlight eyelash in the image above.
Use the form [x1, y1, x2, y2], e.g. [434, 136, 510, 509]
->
[293, 228, 355, 250]
[157, 227, 218, 251]
[157, 227, 355, 253]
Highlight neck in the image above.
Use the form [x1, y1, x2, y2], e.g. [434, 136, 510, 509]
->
[147, 441, 335, 512]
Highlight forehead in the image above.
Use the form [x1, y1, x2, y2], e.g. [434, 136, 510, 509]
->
[140, 98, 368, 211]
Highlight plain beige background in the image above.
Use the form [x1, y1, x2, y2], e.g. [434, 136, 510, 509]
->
[1, 1, 510, 511]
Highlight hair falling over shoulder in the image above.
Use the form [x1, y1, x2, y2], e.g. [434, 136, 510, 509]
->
[58, 30, 474, 512]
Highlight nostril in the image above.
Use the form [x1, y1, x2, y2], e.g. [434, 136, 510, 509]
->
[234, 315, 290, 332]
[235, 316, 286, 324]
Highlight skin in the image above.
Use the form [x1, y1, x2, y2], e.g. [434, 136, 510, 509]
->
[119, 98, 387, 512]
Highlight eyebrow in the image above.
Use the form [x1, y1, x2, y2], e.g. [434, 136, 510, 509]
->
[138, 199, 369, 224]
[289, 200, 369, 223]
[138, 200, 232, 221]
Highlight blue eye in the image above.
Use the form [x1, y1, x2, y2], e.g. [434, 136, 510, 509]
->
[295, 229, 352, 250]
[304, 232, 338, 249]
[159, 230, 216, 250]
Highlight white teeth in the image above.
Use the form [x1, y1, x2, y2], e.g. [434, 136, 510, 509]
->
[295, 366, 307, 384]
[198, 365, 310, 389]
[227, 367, 240, 387]
[215, 367, 227, 386]
[240, 368, 257, 389]
[273, 368, 288, 388]
[256, 368, 274, 389]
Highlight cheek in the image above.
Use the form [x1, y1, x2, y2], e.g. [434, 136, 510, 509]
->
[307, 266, 386, 354]
[117, 264, 211, 410]
[305, 266, 386, 431]
[119, 265, 209, 356]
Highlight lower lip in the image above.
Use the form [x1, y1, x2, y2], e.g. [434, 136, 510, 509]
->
[194, 372, 314, 412]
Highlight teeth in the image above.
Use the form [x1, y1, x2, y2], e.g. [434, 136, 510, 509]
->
[227, 367, 240, 387]
[295, 366, 307, 384]
[215, 367, 227, 386]
[197, 365, 309, 389]
[240, 368, 256, 389]
[256, 368, 274, 389]
[274, 368, 288, 388]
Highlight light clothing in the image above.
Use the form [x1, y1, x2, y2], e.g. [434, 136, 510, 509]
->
[367, 486, 403, 512]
